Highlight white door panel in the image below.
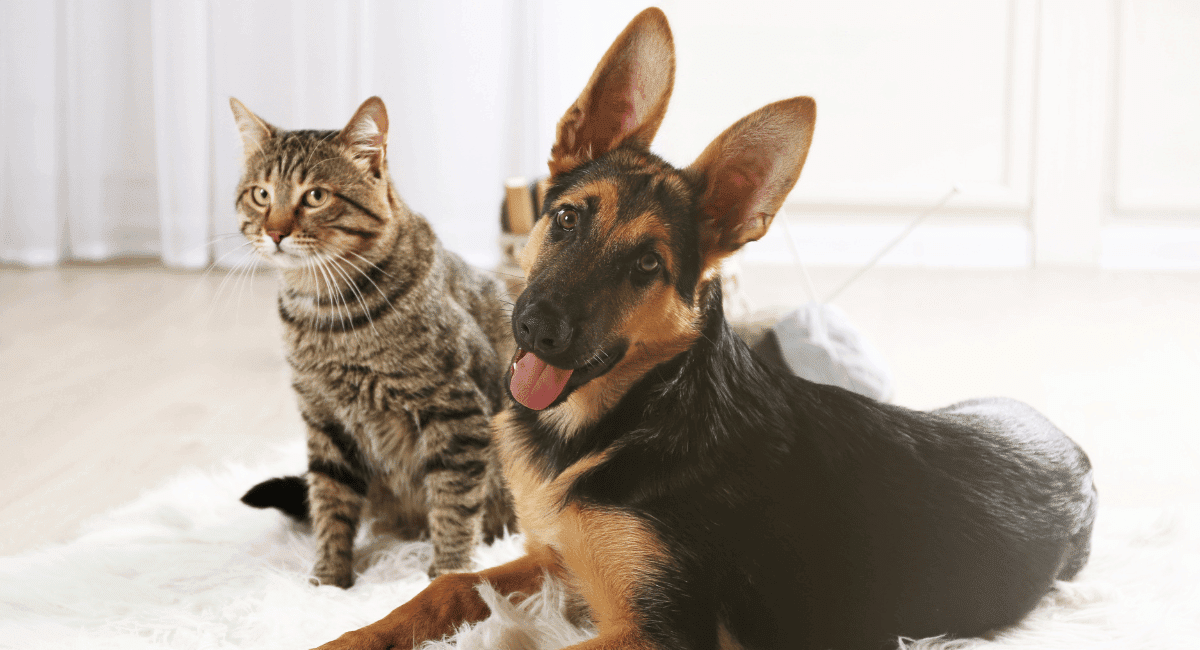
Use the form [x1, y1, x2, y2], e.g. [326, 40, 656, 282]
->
[1115, 0, 1200, 214]
[656, 0, 1034, 212]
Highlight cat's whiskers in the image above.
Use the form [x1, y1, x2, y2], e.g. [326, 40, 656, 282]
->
[343, 249, 395, 279]
[320, 253, 364, 345]
[210, 237, 258, 270]
[497, 298, 516, 319]
[321, 251, 381, 337]
[210, 243, 256, 307]
[311, 252, 351, 335]
[306, 254, 340, 331]
[196, 231, 249, 263]
[299, 255, 324, 323]
[316, 252, 369, 346]
[468, 263, 523, 282]
[299, 255, 318, 313]
[330, 246, 405, 321]
[232, 249, 261, 326]
[192, 239, 255, 303]
[314, 241, 388, 338]
[210, 252, 256, 324]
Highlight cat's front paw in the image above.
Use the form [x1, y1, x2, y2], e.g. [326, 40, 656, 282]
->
[427, 544, 475, 579]
[311, 563, 355, 589]
[426, 560, 471, 580]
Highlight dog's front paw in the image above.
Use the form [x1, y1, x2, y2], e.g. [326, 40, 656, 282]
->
[311, 628, 393, 650]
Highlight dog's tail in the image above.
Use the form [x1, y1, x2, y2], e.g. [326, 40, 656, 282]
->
[241, 475, 310, 522]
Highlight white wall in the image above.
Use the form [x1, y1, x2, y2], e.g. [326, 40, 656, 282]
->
[2, 1, 1196, 269]
[645, 0, 1200, 269]
[1104, 0, 1200, 268]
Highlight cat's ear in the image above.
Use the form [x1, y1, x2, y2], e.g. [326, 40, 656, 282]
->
[548, 7, 674, 177]
[229, 97, 276, 157]
[338, 96, 389, 176]
[687, 97, 816, 267]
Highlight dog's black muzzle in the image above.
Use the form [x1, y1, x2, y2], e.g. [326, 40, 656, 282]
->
[513, 298, 575, 360]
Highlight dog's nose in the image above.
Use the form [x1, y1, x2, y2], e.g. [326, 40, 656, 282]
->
[515, 302, 574, 357]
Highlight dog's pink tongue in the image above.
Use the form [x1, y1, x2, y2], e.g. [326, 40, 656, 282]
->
[510, 352, 573, 411]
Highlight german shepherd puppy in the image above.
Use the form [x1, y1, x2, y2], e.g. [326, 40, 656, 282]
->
[316, 8, 1096, 650]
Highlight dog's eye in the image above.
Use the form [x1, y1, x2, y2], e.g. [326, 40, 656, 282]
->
[250, 186, 270, 207]
[556, 208, 578, 230]
[302, 188, 329, 208]
[637, 252, 660, 274]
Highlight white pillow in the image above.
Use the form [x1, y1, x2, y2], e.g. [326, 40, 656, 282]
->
[772, 302, 893, 402]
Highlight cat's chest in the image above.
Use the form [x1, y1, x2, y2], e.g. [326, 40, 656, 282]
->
[299, 364, 426, 475]
[286, 340, 479, 476]
[294, 356, 445, 416]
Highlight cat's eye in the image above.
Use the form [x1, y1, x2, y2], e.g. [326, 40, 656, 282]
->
[637, 252, 660, 274]
[250, 186, 270, 207]
[555, 208, 578, 231]
[302, 188, 329, 208]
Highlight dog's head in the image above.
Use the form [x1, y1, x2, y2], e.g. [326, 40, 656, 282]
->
[508, 8, 815, 430]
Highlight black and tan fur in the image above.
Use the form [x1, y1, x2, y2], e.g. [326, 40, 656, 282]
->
[230, 97, 515, 587]
[315, 8, 1096, 649]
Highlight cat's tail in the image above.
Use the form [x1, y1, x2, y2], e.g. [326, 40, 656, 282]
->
[241, 475, 310, 521]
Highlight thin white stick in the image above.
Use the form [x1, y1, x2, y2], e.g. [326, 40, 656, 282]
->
[824, 186, 960, 304]
[778, 212, 819, 304]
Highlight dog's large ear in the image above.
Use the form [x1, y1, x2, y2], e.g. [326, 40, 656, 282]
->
[338, 96, 389, 176]
[688, 97, 816, 266]
[548, 7, 675, 177]
[229, 97, 276, 158]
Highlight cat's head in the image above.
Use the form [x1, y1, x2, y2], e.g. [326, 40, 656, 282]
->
[230, 97, 395, 270]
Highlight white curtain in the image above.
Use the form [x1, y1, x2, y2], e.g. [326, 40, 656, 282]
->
[0, 0, 645, 269]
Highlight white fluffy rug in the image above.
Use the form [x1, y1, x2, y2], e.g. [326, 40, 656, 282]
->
[2, 443, 1198, 650]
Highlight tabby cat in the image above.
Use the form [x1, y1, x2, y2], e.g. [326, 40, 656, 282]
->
[229, 96, 516, 587]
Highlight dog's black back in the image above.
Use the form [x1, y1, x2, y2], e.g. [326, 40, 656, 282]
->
[511, 280, 1095, 649]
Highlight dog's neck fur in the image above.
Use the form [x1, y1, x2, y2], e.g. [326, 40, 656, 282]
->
[509, 279, 795, 504]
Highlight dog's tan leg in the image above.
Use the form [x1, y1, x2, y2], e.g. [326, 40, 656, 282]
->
[560, 629, 657, 650]
[312, 548, 555, 650]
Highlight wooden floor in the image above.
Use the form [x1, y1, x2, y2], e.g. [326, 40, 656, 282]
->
[2, 262, 1197, 556]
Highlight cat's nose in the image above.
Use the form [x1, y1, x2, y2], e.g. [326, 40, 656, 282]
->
[265, 221, 292, 246]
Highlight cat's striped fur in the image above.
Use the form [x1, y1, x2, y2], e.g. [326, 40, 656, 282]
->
[230, 96, 516, 587]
